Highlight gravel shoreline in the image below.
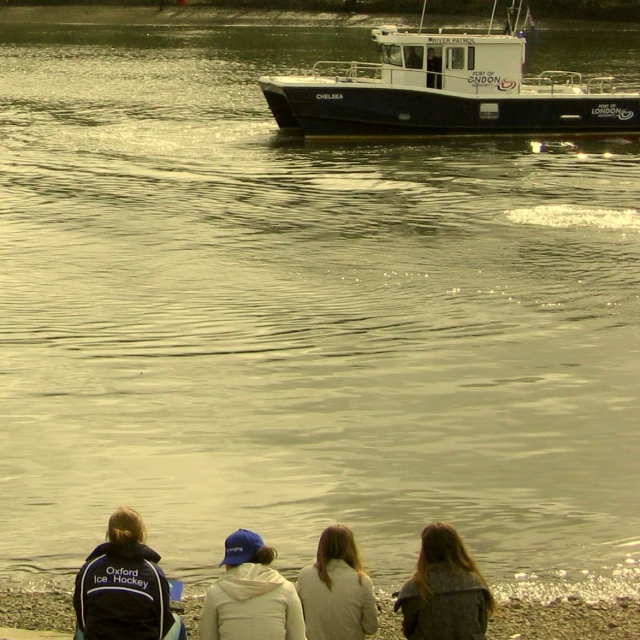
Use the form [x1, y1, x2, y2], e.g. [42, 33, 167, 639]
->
[1, 588, 639, 639]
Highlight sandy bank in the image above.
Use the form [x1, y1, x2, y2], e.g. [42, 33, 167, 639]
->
[1, 587, 640, 640]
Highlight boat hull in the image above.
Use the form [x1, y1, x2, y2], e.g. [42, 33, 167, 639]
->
[260, 80, 640, 139]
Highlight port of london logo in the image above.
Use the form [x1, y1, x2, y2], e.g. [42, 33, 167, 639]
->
[468, 72, 516, 91]
[592, 104, 634, 121]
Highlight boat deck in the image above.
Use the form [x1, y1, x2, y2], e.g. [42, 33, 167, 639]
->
[264, 64, 639, 97]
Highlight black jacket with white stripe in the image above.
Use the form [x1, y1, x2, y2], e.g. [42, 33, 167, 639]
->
[73, 542, 174, 640]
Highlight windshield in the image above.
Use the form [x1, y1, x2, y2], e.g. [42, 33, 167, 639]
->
[381, 44, 403, 67]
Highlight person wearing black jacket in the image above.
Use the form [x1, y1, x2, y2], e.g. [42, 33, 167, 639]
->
[73, 507, 186, 640]
[394, 522, 496, 640]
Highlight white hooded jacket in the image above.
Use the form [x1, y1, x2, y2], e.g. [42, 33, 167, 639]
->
[199, 563, 307, 640]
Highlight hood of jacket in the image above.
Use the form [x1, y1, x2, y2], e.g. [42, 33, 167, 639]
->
[218, 563, 286, 601]
[394, 564, 487, 611]
[86, 542, 161, 564]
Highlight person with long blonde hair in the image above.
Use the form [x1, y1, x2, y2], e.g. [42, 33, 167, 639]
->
[394, 522, 497, 640]
[73, 507, 185, 640]
[296, 524, 378, 640]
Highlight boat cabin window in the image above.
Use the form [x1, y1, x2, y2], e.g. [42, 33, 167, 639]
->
[404, 46, 424, 70]
[446, 47, 465, 70]
[467, 46, 475, 71]
[381, 44, 403, 67]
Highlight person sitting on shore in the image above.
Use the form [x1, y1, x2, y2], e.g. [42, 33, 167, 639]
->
[198, 528, 306, 640]
[296, 524, 378, 640]
[394, 522, 497, 640]
[73, 506, 186, 640]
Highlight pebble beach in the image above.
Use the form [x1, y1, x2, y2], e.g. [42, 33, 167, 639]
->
[1, 587, 639, 640]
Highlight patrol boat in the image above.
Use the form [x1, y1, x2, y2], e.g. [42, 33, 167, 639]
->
[258, 4, 640, 139]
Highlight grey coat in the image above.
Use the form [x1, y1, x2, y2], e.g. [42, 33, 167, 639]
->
[393, 564, 490, 640]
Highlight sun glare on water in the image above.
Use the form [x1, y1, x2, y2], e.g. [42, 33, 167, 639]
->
[505, 204, 640, 231]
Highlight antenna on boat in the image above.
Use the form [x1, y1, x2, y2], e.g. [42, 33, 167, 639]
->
[514, 0, 525, 31]
[488, 0, 499, 34]
[502, 0, 519, 35]
[419, 0, 428, 33]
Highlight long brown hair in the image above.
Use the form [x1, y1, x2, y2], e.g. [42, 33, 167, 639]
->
[412, 522, 497, 616]
[315, 524, 366, 590]
[106, 507, 147, 548]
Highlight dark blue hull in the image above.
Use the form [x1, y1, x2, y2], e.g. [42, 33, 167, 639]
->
[261, 82, 640, 139]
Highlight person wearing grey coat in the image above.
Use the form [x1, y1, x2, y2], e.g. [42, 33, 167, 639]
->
[296, 525, 378, 640]
[296, 558, 378, 640]
[394, 562, 490, 640]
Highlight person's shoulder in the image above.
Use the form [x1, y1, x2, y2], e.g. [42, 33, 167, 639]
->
[298, 563, 316, 574]
[296, 564, 318, 581]
[279, 576, 301, 596]
[82, 543, 111, 564]
[361, 572, 375, 588]
[203, 580, 226, 601]
[396, 578, 419, 600]
[132, 543, 162, 564]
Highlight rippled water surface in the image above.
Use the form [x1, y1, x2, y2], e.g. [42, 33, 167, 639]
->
[1, 18, 640, 600]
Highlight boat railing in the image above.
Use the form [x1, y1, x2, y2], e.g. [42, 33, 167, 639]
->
[522, 70, 583, 94]
[312, 60, 382, 81]
[585, 76, 615, 94]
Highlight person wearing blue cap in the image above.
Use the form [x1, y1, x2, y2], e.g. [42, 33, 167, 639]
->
[199, 529, 307, 640]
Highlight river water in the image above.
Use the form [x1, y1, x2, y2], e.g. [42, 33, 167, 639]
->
[1, 16, 639, 602]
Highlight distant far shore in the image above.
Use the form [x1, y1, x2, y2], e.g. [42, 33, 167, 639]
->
[0, 6, 415, 28]
[1, 0, 639, 23]
[0, 2, 639, 25]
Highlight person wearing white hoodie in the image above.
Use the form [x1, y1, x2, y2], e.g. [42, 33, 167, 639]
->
[199, 529, 307, 640]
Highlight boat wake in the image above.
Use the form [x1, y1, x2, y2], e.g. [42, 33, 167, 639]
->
[505, 204, 640, 231]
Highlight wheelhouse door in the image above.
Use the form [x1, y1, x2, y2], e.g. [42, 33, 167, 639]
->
[443, 46, 474, 93]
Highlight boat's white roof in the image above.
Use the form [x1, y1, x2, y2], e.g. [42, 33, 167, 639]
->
[371, 26, 524, 46]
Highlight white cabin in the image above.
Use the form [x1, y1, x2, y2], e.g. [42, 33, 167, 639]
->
[371, 26, 526, 95]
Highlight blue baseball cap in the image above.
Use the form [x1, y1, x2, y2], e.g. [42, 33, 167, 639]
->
[220, 529, 264, 566]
